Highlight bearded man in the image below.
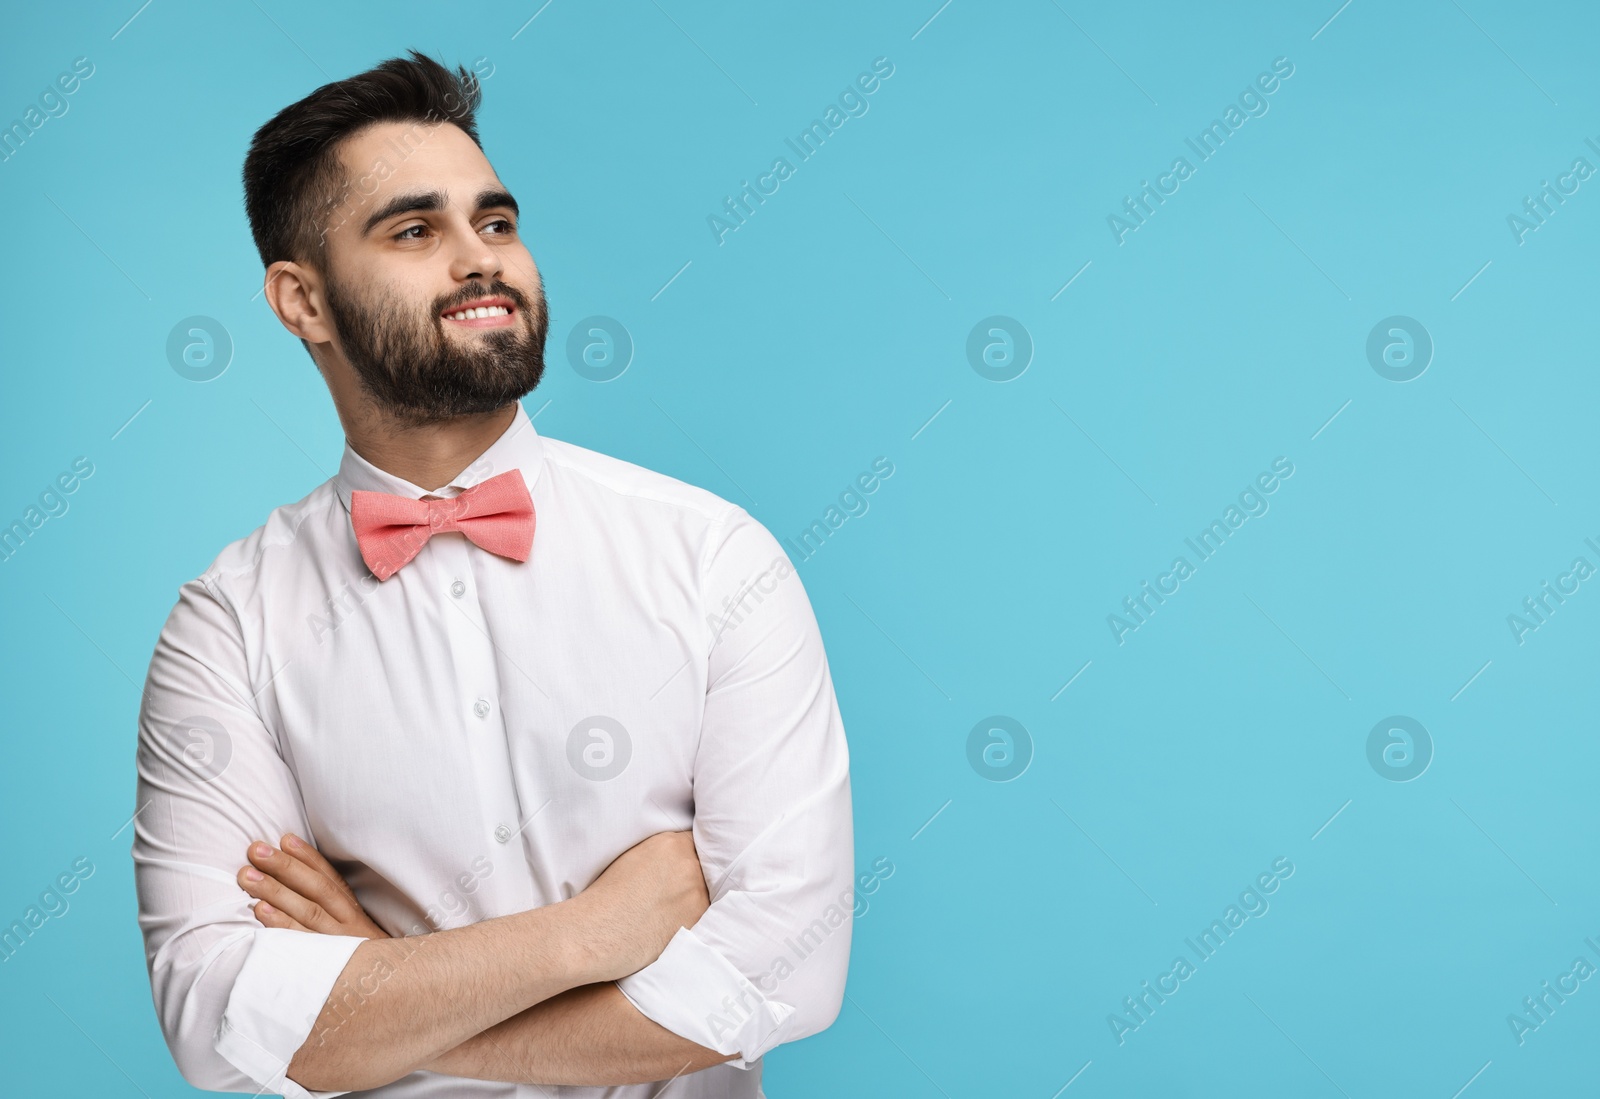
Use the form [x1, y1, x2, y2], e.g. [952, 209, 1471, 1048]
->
[132, 50, 853, 1099]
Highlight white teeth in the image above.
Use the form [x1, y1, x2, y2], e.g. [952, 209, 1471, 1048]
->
[446, 305, 511, 321]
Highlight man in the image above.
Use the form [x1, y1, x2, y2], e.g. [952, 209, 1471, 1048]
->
[133, 51, 853, 1097]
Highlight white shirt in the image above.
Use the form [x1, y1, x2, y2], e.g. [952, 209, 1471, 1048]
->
[132, 399, 854, 1098]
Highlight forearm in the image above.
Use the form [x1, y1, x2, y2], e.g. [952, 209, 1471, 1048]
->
[286, 899, 601, 1092]
[421, 981, 735, 1087]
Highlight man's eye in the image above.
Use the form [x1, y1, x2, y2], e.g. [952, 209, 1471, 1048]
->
[395, 225, 428, 240]
[484, 219, 516, 235]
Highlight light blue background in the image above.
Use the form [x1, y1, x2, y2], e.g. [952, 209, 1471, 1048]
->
[3, 1, 1598, 1095]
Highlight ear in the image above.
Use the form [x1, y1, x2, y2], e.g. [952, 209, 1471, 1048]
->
[262, 259, 336, 345]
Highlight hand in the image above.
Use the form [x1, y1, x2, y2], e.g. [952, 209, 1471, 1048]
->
[572, 831, 710, 981]
[238, 832, 391, 940]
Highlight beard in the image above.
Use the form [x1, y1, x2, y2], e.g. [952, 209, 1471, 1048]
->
[323, 273, 549, 427]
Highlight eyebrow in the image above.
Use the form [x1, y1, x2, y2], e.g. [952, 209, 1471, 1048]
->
[362, 187, 521, 237]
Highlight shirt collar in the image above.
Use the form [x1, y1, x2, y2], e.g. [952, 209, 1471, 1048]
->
[332, 400, 545, 515]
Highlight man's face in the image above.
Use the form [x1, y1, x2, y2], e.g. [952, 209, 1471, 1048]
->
[316, 120, 547, 426]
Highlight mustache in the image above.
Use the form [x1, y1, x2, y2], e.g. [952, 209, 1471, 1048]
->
[435, 280, 536, 316]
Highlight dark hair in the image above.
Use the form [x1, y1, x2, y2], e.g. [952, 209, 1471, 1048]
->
[243, 50, 484, 271]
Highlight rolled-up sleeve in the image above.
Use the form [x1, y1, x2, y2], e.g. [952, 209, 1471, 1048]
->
[133, 574, 366, 1098]
[616, 505, 854, 1066]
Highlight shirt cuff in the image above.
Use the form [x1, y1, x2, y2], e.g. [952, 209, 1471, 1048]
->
[615, 925, 794, 1067]
[212, 927, 368, 1099]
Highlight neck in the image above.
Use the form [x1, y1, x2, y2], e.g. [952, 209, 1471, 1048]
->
[341, 401, 517, 492]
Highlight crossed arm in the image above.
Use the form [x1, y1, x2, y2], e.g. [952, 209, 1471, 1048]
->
[237, 830, 735, 1091]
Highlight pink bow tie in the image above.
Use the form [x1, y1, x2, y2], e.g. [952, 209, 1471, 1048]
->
[350, 469, 535, 581]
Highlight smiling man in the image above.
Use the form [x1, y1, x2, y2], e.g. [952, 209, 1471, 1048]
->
[132, 52, 853, 1098]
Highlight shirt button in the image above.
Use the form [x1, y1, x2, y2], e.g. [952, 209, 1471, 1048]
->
[473, 698, 491, 719]
[450, 580, 466, 598]
[494, 824, 512, 844]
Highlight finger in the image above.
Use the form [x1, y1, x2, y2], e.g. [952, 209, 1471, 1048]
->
[238, 862, 337, 933]
[280, 833, 358, 900]
[247, 840, 352, 912]
[243, 843, 355, 931]
[250, 897, 310, 933]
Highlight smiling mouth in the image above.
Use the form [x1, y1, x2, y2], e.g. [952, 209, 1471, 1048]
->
[442, 300, 517, 328]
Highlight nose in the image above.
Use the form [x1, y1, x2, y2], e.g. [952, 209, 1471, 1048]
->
[447, 220, 503, 284]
